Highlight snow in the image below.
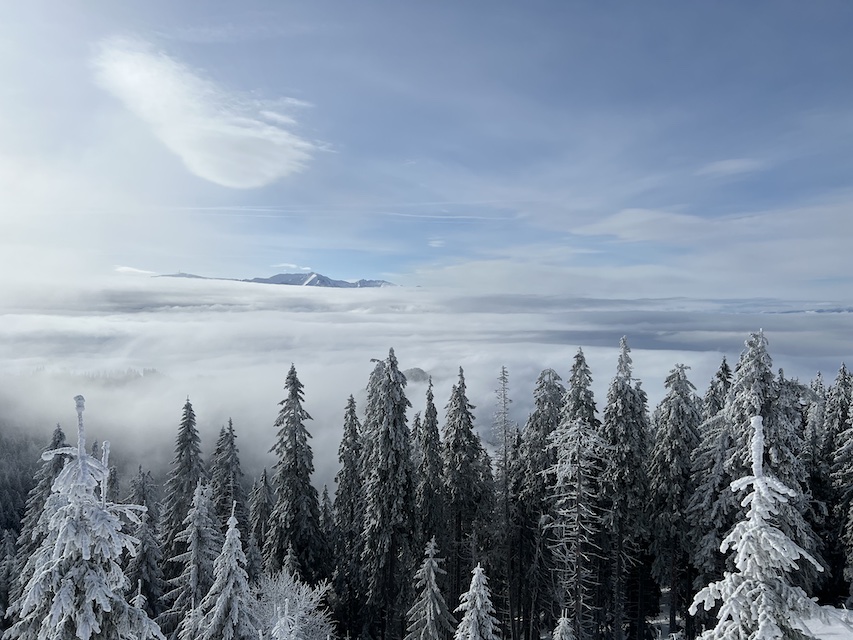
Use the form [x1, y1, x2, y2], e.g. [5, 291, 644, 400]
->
[799, 609, 853, 639]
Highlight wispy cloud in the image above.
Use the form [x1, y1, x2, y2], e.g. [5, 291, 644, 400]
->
[92, 37, 317, 189]
[115, 265, 156, 275]
[695, 158, 767, 177]
[271, 263, 312, 271]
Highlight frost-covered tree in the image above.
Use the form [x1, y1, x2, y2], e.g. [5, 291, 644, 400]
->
[161, 399, 206, 579]
[197, 507, 259, 640]
[159, 481, 222, 639]
[253, 570, 335, 640]
[248, 468, 274, 555]
[125, 467, 166, 619]
[415, 379, 445, 552]
[333, 395, 364, 634]
[454, 564, 500, 640]
[443, 368, 489, 603]
[552, 616, 575, 640]
[405, 538, 456, 640]
[6, 396, 163, 640]
[360, 349, 415, 640]
[690, 416, 824, 640]
[648, 365, 701, 634]
[548, 408, 607, 640]
[0, 528, 17, 620]
[599, 337, 651, 640]
[703, 357, 732, 421]
[210, 419, 249, 539]
[265, 364, 325, 583]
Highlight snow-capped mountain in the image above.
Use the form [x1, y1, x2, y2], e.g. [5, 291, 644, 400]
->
[160, 272, 395, 288]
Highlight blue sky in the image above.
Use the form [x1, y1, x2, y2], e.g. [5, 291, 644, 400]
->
[3, 1, 853, 298]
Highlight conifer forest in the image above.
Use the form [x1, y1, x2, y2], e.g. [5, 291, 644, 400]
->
[0, 330, 852, 640]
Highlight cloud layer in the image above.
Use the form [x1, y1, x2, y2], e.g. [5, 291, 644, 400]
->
[92, 38, 316, 189]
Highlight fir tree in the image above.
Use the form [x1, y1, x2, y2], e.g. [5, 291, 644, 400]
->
[333, 395, 364, 635]
[405, 538, 457, 640]
[210, 419, 249, 539]
[690, 416, 824, 640]
[648, 365, 701, 635]
[6, 396, 163, 640]
[415, 378, 445, 552]
[702, 357, 732, 421]
[320, 485, 334, 542]
[197, 506, 260, 640]
[125, 467, 166, 619]
[159, 481, 223, 639]
[552, 616, 575, 640]
[454, 564, 500, 640]
[248, 468, 274, 555]
[360, 349, 415, 640]
[265, 364, 325, 583]
[0, 529, 17, 620]
[161, 398, 206, 580]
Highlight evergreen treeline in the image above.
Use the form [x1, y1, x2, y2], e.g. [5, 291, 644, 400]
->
[0, 332, 851, 639]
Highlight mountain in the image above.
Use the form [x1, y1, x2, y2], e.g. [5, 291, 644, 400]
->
[158, 272, 395, 288]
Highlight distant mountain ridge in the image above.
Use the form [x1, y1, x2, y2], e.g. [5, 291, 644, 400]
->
[159, 271, 395, 288]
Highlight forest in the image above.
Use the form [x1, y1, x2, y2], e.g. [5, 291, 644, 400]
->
[0, 330, 850, 640]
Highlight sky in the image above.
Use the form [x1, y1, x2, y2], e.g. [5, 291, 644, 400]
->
[2, 2, 853, 484]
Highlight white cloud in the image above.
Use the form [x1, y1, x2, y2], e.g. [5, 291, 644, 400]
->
[574, 208, 708, 243]
[271, 263, 312, 271]
[696, 158, 766, 177]
[92, 37, 317, 189]
[115, 265, 156, 275]
[428, 238, 445, 248]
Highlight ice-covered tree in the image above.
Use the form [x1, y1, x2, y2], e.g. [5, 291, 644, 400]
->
[161, 399, 206, 579]
[265, 364, 325, 583]
[124, 467, 166, 620]
[210, 419, 249, 539]
[6, 396, 163, 640]
[405, 538, 456, 640]
[415, 379, 445, 552]
[648, 365, 701, 634]
[253, 570, 335, 640]
[159, 481, 222, 638]
[249, 468, 274, 555]
[551, 616, 575, 640]
[454, 564, 500, 640]
[197, 506, 260, 640]
[0, 528, 17, 620]
[690, 416, 824, 639]
[332, 395, 364, 634]
[703, 357, 732, 421]
[360, 350, 415, 640]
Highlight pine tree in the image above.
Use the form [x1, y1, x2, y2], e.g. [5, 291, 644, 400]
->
[648, 365, 701, 635]
[415, 379, 445, 553]
[333, 395, 364, 635]
[690, 416, 824, 640]
[248, 468, 274, 555]
[443, 368, 489, 604]
[454, 564, 500, 640]
[702, 357, 732, 421]
[405, 538, 456, 640]
[125, 467, 166, 619]
[599, 337, 651, 640]
[161, 399, 206, 580]
[197, 506, 260, 640]
[210, 419, 249, 539]
[360, 349, 415, 640]
[6, 396, 163, 640]
[159, 481, 223, 639]
[265, 364, 325, 583]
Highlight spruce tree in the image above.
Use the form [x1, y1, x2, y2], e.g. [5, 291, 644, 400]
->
[197, 507, 260, 640]
[702, 357, 732, 421]
[360, 349, 415, 640]
[648, 365, 701, 634]
[333, 395, 364, 635]
[248, 468, 274, 555]
[405, 538, 456, 640]
[125, 466, 166, 619]
[415, 379, 445, 553]
[210, 419, 249, 539]
[6, 396, 163, 640]
[0, 528, 17, 621]
[265, 364, 324, 583]
[320, 485, 334, 543]
[161, 399, 206, 580]
[454, 564, 500, 640]
[690, 416, 824, 640]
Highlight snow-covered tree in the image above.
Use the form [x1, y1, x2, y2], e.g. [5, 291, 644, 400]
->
[161, 399, 206, 579]
[265, 364, 325, 583]
[551, 616, 575, 640]
[210, 419, 249, 539]
[454, 564, 500, 640]
[320, 485, 334, 541]
[648, 365, 701, 634]
[6, 396, 163, 640]
[360, 350, 415, 640]
[249, 468, 274, 555]
[125, 466, 166, 619]
[332, 395, 364, 634]
[0, 528, 17, 620]
[159, 481, 222, 639]
[253, 570, 335, 640]
[406, 538, 456, 640]
[197, 506, 260, 640]
[690, 416, 824, 639]
[703, 357, 732, 421]
[414, 379, 445, 552]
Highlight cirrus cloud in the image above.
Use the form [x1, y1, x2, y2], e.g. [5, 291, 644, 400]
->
[92, 37, 317, 189]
